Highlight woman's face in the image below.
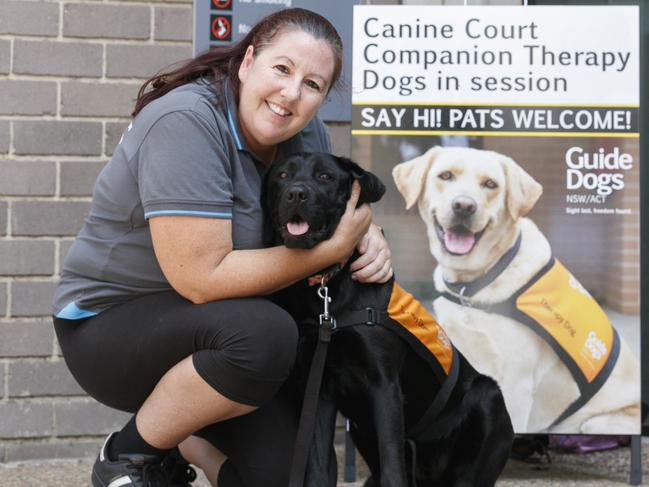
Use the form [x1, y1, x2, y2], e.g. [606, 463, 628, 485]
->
[237, 29, 335, 159]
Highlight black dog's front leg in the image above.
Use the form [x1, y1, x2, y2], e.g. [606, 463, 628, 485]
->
[373, 382, 408, 487]
[305, 392, 338, 487]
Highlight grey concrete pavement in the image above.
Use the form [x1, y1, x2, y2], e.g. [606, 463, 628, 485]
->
[0, 437, 647, 486]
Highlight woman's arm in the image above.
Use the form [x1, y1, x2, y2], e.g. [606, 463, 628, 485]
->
[150, 183, 371, 304]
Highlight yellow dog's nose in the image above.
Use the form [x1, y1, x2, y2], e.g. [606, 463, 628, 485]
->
[452, 196, 477, 216]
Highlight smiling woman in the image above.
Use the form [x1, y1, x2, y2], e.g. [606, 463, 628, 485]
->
[52, 7, 393, 487]
[236, 30, 335, 161]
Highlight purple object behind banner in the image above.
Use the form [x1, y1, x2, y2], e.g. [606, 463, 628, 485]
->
[550, 435, 631, 453]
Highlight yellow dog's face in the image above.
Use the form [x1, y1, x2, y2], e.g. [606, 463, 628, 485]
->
[393, 146, 543, 274]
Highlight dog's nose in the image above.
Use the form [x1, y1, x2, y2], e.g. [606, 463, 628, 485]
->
[286, 185, 309, 203]
[452, 196, 476, 217]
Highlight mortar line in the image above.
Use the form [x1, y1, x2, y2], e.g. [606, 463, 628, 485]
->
[150, 4, 155, 44]
[58, 1, 64, 40]
[5, 278, 11, 320]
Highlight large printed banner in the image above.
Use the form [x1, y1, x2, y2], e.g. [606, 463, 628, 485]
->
[352, 5, 641, 434]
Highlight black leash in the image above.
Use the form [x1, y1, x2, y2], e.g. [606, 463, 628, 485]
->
[406, 439, 418, 487]
[288, 279, 336, 487]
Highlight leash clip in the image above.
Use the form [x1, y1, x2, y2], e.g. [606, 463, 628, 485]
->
[317, 281, 336, 330]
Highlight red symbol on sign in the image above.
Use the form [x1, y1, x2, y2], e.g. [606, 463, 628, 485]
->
[211, 16, 231, 41]
[212, 0, 232, 9]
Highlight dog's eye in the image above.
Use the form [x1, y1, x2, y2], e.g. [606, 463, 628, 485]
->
[438, 171, 453, 181]
[318, 173, 332, 181]
[483, 179, 498, 189]
[278, 171, 289, 180]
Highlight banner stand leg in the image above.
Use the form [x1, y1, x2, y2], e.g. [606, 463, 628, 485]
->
[630, 435, 642, 485]
[344, 418, 356, 482]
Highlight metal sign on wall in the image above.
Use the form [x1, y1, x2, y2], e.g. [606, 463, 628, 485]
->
[193, 0, 359, 121]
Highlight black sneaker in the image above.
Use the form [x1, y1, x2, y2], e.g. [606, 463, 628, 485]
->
[162, 449, 197, 486]
[92, 433, 169, 487]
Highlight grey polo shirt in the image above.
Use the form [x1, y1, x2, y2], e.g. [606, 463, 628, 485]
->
[53, 77, 331, 319]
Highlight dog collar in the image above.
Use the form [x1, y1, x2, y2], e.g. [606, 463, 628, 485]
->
[306, 260, 348, 287]
[443, 233, 522, 299]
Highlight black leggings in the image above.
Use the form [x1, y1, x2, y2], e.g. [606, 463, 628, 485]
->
[53, 290, 299, 487]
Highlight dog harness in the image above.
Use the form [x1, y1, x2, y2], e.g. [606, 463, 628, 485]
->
[331, 281, 459, 440]
[441, 240, 620, 428]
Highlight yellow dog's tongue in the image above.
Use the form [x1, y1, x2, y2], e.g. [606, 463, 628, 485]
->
[287, 221, 310, 236]
[445, 228, 475, 254]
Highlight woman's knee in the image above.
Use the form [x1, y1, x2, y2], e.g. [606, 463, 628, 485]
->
[192, 299, 298, 405]
[242, 304, 298, 378]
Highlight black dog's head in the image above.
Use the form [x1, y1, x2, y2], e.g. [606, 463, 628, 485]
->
[265, 152, 385, 249]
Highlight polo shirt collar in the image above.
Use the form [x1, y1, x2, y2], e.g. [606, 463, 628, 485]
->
[222, 78, 305, 160]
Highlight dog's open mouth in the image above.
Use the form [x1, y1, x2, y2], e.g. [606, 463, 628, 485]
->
[435, 218, 485, 255]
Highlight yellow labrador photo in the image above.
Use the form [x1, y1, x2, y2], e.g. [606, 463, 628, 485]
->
[392, 146, 640, 434]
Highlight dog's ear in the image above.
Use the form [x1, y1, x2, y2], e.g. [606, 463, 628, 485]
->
[336, 156, 386, 205]
[392, 146, 440, 210]
[501, 156, 543, 220]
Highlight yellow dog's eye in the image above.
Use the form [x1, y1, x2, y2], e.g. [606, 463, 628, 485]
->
[483, 179, 498, 189]
[438, 171, 453, 181]
[278, 171, 289, 179]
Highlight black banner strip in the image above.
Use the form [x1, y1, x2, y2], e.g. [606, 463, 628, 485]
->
[352, 105, 639, 136]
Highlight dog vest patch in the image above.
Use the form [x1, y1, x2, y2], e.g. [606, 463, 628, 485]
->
[516, 259, 614, 384]
[388, 282, 454, 375]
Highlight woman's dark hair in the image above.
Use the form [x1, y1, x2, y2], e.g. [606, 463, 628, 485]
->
[132, 8, 343, 117]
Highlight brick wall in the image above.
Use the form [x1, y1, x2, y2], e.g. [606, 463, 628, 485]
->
[0, 0, 523, 464]
[0, 0, 193, 462]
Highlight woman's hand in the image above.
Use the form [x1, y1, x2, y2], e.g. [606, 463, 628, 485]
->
[326, 181, 373, 262]
[350, 223, 393, 284]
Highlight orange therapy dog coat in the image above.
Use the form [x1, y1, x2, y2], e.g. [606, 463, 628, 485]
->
[308, 276, 459, 439]
[442, 256, 619, 427]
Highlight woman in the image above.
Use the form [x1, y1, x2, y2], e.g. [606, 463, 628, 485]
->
[53, 8, 392, 487]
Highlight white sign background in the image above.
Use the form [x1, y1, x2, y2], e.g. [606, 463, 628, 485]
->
[352, 6, 639, 106]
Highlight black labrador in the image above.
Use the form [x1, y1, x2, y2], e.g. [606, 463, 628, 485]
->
[265, 152, 513, 487]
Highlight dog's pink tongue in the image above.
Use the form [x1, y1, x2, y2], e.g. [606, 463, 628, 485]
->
[287, 221, 310, 236]
[445, 229, 475, 254]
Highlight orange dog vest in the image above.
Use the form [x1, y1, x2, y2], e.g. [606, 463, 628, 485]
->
[325, 280, 458, 440]
[516, 259, 616, 385]
[442, 257, 620, 427]
[387, 282, 454, 376]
